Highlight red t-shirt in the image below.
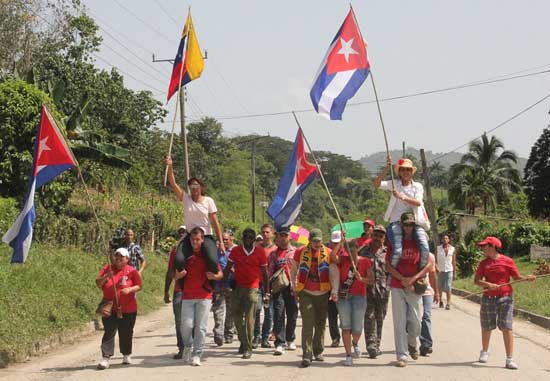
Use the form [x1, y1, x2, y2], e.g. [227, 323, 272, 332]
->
[259, 243, 278, 258]
[356, 236, 372, 249]
[293, 246, 332, 292]
[99, 264, 142, 313]
[182, 250, 221, 300]
[475, 254, 519, 297]
[229, 245, 267, 289]
[386, 239, 420, 289]
[167, 248, 181, 294]
[338, 256, 372, 296]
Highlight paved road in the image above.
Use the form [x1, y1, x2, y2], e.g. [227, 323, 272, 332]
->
[1, 296, 549, 381]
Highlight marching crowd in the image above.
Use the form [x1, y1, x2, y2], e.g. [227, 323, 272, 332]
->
[94, 156, 536, 370]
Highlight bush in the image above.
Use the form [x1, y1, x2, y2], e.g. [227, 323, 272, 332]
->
[0, 197, 18, 237]
[456, 240, 483, 277]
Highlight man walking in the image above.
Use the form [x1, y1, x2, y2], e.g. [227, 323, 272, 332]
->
[358, 225, 389, 359]
[291, 228, 338, 368]
[436, 233, 456, 309]
[268, 226, 297, 355]
[223, 228, 270, 359]
[212, 230, 237, 346]
[125, 229, 146, 275]
[328, 231, 345, 348]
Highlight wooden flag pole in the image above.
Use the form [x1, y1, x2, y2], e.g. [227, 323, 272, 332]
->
[349, 5, 395, 190]
[292, 111, 357, 272]
[463, 274, 547, 300]
[164, 10, 190, 186]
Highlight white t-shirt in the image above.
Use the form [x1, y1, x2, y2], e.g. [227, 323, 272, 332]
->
[380, 180, 422, 223]
[183, 193, 217, 235]
[424, 253, 436, 296]
[436, 245, 455, 272]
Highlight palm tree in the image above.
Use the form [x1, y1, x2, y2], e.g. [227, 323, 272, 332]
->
[448, 133, 521, 214]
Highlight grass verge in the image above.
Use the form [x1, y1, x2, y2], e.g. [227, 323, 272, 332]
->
[454, 256, 550, 317]
[0, 243, 168, 364]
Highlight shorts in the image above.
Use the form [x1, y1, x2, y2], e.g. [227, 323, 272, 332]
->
[336, 295, 367, 333]
[480, 295, 513, 331]
[438, 271, 453, 292]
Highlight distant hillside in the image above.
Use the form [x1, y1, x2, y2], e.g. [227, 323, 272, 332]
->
[359, 148, 527, 175]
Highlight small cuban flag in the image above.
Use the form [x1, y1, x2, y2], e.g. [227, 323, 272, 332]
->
[267, 129, 318, 230]
[2, 106, 77, 263]
[310, 9, 370, 120]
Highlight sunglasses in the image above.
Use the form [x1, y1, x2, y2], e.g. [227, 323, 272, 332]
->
[189, 184, 200, 189]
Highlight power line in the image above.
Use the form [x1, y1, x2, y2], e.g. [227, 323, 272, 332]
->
[152, 0, 182, 27]
[112, 0, 174, 42]
[429, 92, 550, 163]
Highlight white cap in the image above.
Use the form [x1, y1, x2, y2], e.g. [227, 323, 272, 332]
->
[115, 247, 129, 257]
[330, 230, 342, 243]
[178, 225, 186, 232]
[256, 234, 263, 241]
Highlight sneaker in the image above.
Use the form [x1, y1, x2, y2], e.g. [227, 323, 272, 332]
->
[192, 356, 201, 366]
[439, 301, 444, 308]
[408, 346, 419, 360]
[376, 348, 382, 357]
[97, 357, 109, 370]
[173, 349, 183, 360]
[300, 358, 311, 368]
[183, 347, 192, 363]
[274, 345, 284, 356]
[214, 337, 224, 346]
[252, 337, 260, 349]
[261, 339, 272, 348]
[445, 304, 451, 310]
[287, 341, 297, 351]
[479, 350, 489, 363]
[122, 355, 132, 365]
[242, 351, 252, 359]
[505, 358, 518, 370]
[367, 347, 377, 359]
[313, 354, 324, 362]
[395, 359, 407, 367]
[344, 355, 353, 366]
[331, 338, 340, 348]
[352, 344, 362, 358]
[420, 347, 431, 357]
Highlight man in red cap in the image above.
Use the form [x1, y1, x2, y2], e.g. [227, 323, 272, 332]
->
[356, 219, 375, 249]
[474, 236, 536, 370]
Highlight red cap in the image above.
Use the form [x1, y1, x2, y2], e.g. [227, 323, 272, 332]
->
[477, 236, 502, 249]
[363, 219, 375, 227]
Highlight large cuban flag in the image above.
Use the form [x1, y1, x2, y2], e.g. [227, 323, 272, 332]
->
[310, 9, 370, 120]
[267, 129, 318, 230]
[2, 106, 77, 263]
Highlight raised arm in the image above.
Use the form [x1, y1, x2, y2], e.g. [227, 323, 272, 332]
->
[165, 156, 184, 201]
[374, 155, 392, 189]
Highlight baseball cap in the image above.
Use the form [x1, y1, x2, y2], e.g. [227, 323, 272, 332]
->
[330, 230, 342, 243]
[309, 228, 323, 242]
[177, 225, 186, 232]
[373, 225, 387, 234]
[477, 236, 502, 249]
[400, 212, 415, 225]
[256, 234, 263, 241]
[115, 248, 129, 257]
[363, 219, 375, 227]
[277, 226, 291, 234]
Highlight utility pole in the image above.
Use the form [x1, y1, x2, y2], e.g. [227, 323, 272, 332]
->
[402, 141, 406, 157]
[420, 148, 440, 249]
[251, 140, 256, 224]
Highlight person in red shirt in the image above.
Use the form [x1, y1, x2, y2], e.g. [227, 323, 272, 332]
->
[385, 212, 431, 368]
[474, 236, 535, 370]
[356, 219, 375, 249]
[175, 227, 223, 366]
[223, 228, 269, 359]
[331, 231, 373, 366]
[95, 247, 142, 370]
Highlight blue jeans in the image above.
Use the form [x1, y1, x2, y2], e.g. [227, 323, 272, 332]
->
[420, 295, 433, 351]
[181, 299, 212, 356]
[336, 295, 367, 334]
[172, 291, 184, 350]
[388, 222, 430, 269]
[254, 290, 273, 340]
[272, 286, 298, 345]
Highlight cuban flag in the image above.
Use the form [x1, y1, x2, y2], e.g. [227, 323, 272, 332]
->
[267, 129, 318, 230]
[2, 106, 77, 263]
[310, 9, 370, 120]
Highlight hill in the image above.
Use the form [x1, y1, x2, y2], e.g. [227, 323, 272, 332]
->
[358, 147, 527, 174]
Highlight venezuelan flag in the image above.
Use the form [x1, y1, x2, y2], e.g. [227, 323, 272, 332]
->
[167, 11, 204, 102]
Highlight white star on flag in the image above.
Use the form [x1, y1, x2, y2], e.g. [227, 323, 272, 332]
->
[38, 136, 51, 159]
[296, 156, 305, 174]
[337, 37, 358, 63]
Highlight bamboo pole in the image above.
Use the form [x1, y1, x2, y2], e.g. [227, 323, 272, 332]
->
[463, 274, 547, 300]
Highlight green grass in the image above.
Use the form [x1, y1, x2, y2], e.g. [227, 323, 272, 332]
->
[454, 256, 550, 317]
[0, 243, 168, 363]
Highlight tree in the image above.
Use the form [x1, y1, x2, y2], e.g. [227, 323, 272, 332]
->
[448, 133, 521, 215]
[524, 121, 550, 218]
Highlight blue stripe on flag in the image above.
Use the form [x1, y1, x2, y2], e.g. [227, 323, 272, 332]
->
[329, 68, 370, 120]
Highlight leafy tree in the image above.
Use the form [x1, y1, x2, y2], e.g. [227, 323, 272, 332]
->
[524, 122, 550, 218]
[448, 133, 521, 214]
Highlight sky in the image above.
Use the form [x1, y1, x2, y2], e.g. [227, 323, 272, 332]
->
[81, 0, 550, 162]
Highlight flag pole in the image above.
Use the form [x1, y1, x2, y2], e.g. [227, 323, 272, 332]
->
[350, 5, 395, 189]
[292, 111, 357, 272]
[164, 10, 190, 187]
[45, 106, 123, 318]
